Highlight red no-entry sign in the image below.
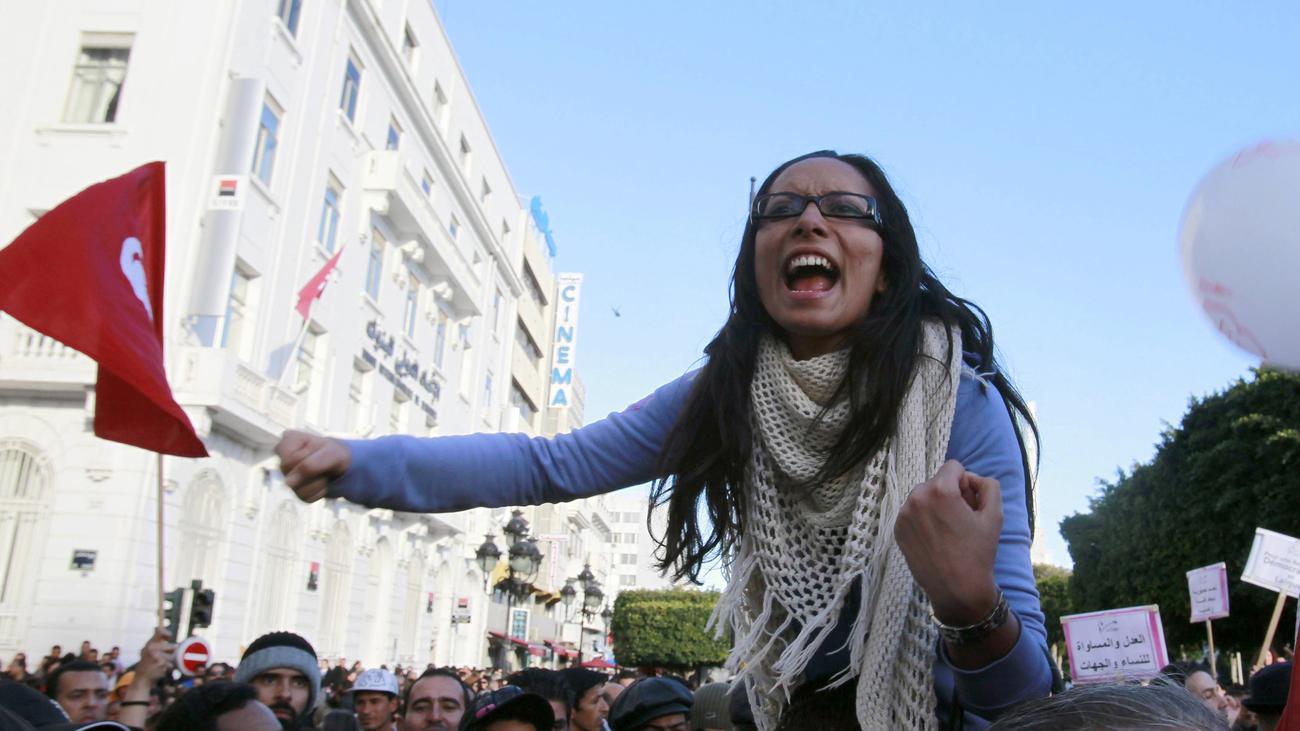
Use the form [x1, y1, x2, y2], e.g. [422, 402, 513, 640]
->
[175, 636, 211, 677]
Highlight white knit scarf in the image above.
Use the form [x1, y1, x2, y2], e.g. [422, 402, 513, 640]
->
[710, 320, 962, 731]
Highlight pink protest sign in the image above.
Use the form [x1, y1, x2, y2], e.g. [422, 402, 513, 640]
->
[1187, 562, 1231, 622]
[1062, 605, 1169, 684]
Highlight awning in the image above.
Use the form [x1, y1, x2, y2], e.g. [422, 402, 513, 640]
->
[527, 644, 547, 657]
[545, 640, 575, 658]
[487, 631, 529, 647]
[533, 588, 564, 606]
[581, 657, 617, 669]
[488, 563, 550, 600]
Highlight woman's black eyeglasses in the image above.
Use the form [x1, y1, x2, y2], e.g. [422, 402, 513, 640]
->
[751, 191, 882, 227]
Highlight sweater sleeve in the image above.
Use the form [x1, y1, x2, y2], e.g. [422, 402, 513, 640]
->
[935, 373, 1051, 719]
[327, 372, 695, 513]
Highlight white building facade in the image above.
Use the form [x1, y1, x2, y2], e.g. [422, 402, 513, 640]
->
[0, 0, 612, 670]
[607, 492, 677, 595]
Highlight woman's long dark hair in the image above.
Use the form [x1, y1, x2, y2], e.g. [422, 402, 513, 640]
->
[650, 150, 1038, 583]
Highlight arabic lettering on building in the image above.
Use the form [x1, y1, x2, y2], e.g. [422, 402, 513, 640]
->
[362, 320, 439, 421]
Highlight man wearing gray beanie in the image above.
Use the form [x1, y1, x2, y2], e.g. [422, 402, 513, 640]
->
[234, 631, 322, 731]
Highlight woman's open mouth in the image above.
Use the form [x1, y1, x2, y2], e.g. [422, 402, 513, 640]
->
[784, 253, 840, 293]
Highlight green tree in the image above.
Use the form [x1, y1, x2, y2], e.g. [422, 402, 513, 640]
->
[609, 588, 729, 670]
[1034, 563, 1073, 648]
[1060, 369, 1300, 655]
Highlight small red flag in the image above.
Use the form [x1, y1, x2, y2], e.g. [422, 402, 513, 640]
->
[0, 162, 207, 457]
[295, 247, 344, 320]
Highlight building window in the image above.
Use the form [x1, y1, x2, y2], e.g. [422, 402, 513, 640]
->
[523, 263, 547, 307]
[509, 608, 528, 639]
[296, 327, 320, 391]
[433, 311, 448, 369]
[386, 117, 402, 151]
[421, 170, 433, 197]
[432, 81, 448, 126]
[483, 371, 493, 409]
[340, 53, 361, 122]
[347, 360, 372, 433]
[510, 380, 537, 427]
[458, 135, 472, 169]
[221, 267, 256, 361]
[492, 290, 504, 336]
[251, 95, 283, 186]
[317, 176, 342, 252]
[620, 554, 637, 565]
[401, 24, 419, 66]
[0, 446, 51, 640]
[448, 215, 460, 240]
[403, 274, 419, 338]
[63, 35, 132, 124]
[620, 575, 637, 587]
[458, 323, 474, 397]
[276, 0, 302, 35]
[514, 319, 542, 368]
[389, 391, 408, 433]
[365, 229, 386, 300]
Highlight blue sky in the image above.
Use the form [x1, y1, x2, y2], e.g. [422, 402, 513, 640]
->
[436, 1, 1297, 568]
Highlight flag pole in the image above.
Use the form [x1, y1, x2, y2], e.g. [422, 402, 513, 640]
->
[1207, 619, 1217, 679]
[1258, 592, 1289, 670]
[276, 315, 312, 391]
[281, 246, 343, 391]
[156, 452, 165, 630]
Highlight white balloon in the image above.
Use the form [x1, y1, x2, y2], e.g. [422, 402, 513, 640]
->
[1179, 139, 1300, 370]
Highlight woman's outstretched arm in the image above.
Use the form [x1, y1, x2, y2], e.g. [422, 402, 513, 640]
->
[277, 373, 695, 513]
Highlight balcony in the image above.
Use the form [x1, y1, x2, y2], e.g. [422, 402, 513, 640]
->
[170, 346, 300, 447]
[516, 293, 548, 357]
[511, 344, 545, 410]
[0, 318, 95, 393]
[397, 511, 465, 542]
[363, 150, 482, 317]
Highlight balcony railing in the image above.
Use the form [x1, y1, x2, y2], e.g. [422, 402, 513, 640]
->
[172, 346, 300, 446]
[0, 318, 94, 391]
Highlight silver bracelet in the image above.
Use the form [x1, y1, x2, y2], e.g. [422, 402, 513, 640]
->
[933, 590, 1010, 646]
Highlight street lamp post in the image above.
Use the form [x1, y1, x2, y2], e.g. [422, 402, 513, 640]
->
[600, 604, 614, 663]
[561, 562, 604, 665]
[474, 534, 500, 589]
[475, 511, 542, 670]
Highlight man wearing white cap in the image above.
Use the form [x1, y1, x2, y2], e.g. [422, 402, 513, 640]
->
[349, 668, 401, 731]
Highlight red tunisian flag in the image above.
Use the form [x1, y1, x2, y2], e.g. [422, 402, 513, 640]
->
[0, 162, 208, 457]
[295, 247, 343, 319]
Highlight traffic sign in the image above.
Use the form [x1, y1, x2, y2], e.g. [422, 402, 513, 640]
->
[175, 636, 211, 677]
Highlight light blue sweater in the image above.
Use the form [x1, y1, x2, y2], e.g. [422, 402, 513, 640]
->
[332, 370, 1051, 726]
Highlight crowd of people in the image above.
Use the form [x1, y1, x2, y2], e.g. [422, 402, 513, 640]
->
[0, 621, 1294, 730]
[0, 625, 730, 731]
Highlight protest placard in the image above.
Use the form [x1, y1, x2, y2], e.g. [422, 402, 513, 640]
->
[1242, 528, 1300, 597]
[1242, 527, 1300, 667]
[1061, 605, 1168, 684]
[1186, 562, 1230, 677]
[1187, 562, 1231, 622]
